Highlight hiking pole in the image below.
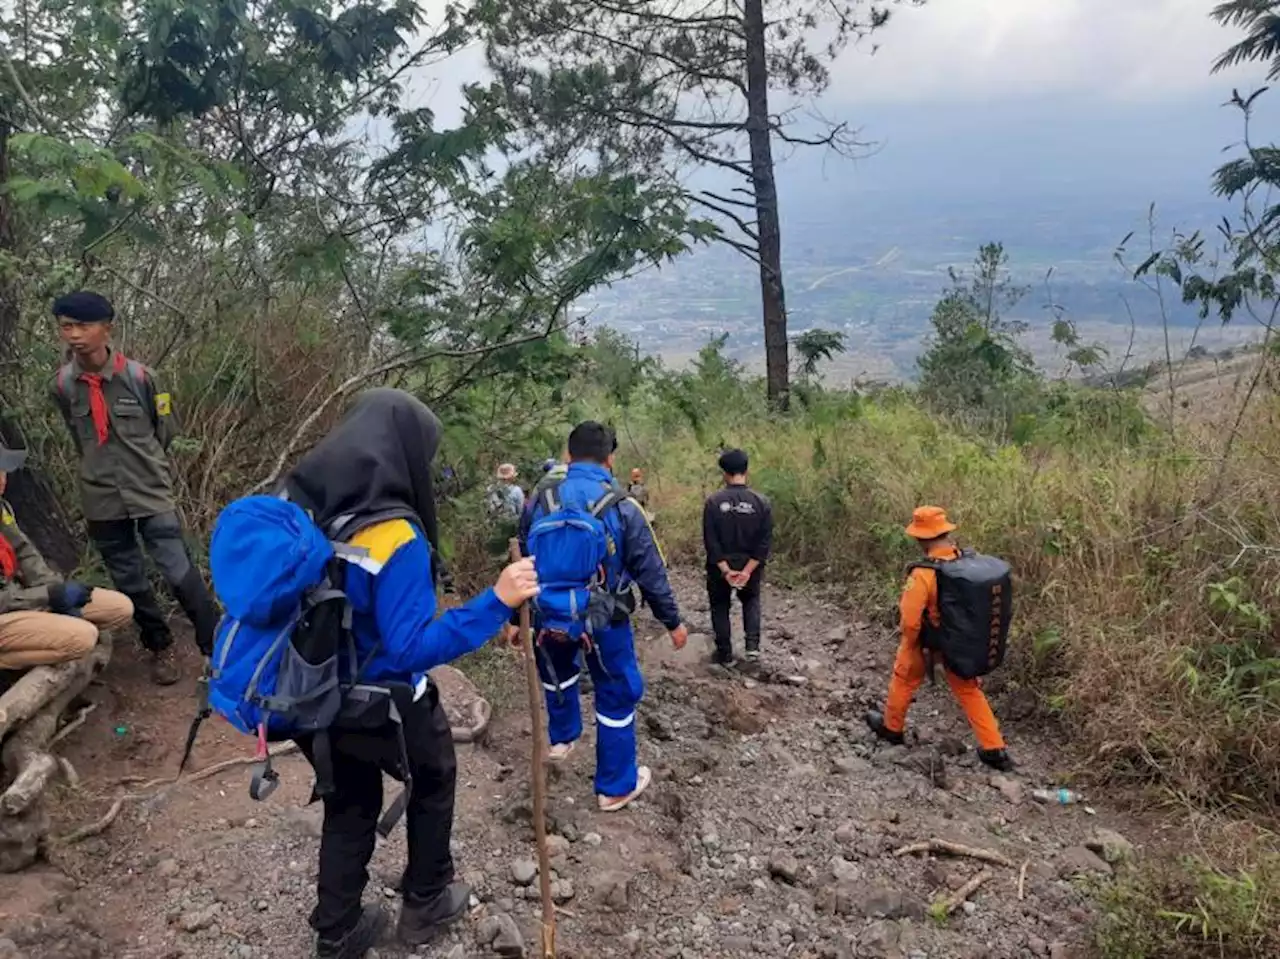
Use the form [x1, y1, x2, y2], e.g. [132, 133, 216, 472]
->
[509, 537, 556, 959]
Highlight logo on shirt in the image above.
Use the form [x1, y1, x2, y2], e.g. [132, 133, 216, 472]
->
[720, 501, 756, 515]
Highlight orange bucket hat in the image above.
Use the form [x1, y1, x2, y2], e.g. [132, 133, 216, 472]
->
[905, 506, 956, 540]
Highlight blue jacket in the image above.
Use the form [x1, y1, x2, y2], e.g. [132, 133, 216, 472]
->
[343, 517, 512, 685]
[519, 462, 681, 631]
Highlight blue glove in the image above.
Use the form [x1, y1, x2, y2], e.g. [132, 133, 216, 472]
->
[48, 581, 92, 615]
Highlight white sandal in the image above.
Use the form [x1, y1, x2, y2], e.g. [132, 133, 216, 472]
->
[547, 741, 576, 764]
[597, 765, 653, 812]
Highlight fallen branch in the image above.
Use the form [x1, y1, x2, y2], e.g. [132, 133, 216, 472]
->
[57, 794, 126, 844]
[0, 752, 59, 816]
[50, 703, 97, 746]
[937, 868, 993, 916]
[116, 743, 300, 791]
[892, 838, 1015, 869]
[1018, 859, 1029, 900]
[59, 744, 301, 845]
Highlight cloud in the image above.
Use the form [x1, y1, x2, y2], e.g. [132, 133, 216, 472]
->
[828, 0, 1265, 104]
[398, 0, 1270, 129]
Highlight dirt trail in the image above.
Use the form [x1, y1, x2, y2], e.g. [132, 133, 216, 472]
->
[0, 572, 1141, 959]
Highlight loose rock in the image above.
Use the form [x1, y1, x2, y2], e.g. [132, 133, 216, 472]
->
[511, 859, 538, 887]
[768, 854, 800, 885]
[989, 774, 1024, 804]
[1058, 846, 1113, 878]
[1087, 828, 1136, 864]
[593, 871, 632, 911]
[477, 913, 524, 957]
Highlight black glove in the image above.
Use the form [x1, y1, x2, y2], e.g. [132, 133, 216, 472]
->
[48, 581, 92, 615]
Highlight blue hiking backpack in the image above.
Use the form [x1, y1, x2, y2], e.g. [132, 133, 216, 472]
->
[527, 478, 630, 641]
[186, 495, 410, 830]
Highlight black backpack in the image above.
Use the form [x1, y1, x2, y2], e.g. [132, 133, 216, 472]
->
[909, 550, 1012, 679]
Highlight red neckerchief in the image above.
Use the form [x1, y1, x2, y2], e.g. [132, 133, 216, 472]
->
[79, 350, 127, 446]
[0, 532, 17, 580]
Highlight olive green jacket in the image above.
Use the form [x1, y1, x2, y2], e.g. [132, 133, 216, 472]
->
[0, 499, 60, 614]
[51, 347, 177, 521]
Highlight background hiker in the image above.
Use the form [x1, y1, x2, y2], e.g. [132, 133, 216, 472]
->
[528, 453, 568, 510]
[0, 442, 134, 673]
[627, 468, 649, 508]
[486, 463, 525, 520]
[50, 291, 219, 685]
[865, 506, 1015, 771]
[507, 421, 687, 812]
[260, 389, 538, 958]
[703, 448, 772, 666]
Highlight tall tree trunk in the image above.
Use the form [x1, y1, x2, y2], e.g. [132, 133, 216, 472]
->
[0, 119, 81, 573]
[744, 0, 789, 411]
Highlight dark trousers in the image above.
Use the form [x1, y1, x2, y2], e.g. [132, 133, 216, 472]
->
[707, 566, 763, 656]
[87, 512, 219, 654]
[298, 689, 457, 941]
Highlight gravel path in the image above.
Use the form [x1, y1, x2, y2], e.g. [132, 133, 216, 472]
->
[0, 571, 1138, 959]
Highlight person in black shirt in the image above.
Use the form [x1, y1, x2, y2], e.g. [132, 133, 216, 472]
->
[703, 448, 772, 666]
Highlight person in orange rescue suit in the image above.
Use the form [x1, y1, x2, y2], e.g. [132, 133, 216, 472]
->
[865, 506, 1015, 772]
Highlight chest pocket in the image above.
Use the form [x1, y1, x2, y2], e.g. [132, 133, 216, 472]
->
[68, 395, 98, 446]
[111, 393, 152, 439]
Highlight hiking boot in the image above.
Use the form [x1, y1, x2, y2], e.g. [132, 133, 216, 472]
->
[396, 881, 470, 946]
[547, 741, 576, 764]
[598, 765, 653, 812]
[317, 905, 386, 959]
[744, 647, 760, 664]
[712, 647, 735, 667]
[864, 710, 905, 746]
[978, 748, 1016, 772]
[149, 646, 180, 686]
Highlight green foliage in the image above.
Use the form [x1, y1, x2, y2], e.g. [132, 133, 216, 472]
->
[793, 328, 846, 379]
[917, 242, 1038, 432]
[1212, 1, 1280, 80]
[1096, 853, 1280, 959]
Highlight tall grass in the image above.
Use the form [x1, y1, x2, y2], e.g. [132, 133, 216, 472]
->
[599, 362, 1280, 956]
[625, 378, 1280, 810]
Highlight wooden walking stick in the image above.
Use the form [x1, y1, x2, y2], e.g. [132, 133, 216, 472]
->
[510, 538, 556, 959]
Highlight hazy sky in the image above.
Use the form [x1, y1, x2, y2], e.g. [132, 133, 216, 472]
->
[828, 0, 1257, 105]
[397, 1, 1272, 222]
[408, 0, 1264, 116]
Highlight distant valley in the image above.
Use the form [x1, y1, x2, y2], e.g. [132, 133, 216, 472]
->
[582, 188, 1257, 382]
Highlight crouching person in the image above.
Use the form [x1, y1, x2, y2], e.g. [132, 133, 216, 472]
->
[208, 390, 538, 959]
[0, 442, 133, 671]
[865, 507, 1015, 771]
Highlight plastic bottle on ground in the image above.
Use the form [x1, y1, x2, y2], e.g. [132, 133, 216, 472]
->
[1031, 787, 1083, 805]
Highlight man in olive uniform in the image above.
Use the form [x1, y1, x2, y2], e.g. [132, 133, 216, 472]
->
[49, 291, 218, 685]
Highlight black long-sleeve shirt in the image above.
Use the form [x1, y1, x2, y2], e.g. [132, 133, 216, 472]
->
[703, 484, 772, 570]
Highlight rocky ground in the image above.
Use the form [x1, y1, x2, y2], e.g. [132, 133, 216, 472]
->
[0, 571, 1145, 959]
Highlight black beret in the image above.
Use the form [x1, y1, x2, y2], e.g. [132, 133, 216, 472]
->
[718, 448, 749, 474]
[52, 291, 115, 323]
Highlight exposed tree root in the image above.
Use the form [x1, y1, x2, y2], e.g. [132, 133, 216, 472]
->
[892, 837, 1015, 868]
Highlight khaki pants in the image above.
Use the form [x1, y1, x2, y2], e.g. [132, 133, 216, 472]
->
[0, 589, 134, 670]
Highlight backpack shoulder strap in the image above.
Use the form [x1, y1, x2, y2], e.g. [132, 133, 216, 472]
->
[55, 361, 76, 403]
[589, 487, 625, 519]
[114, 353, 155, 420]
[906, 559, 942, 574]
[539, 477, 564, 515]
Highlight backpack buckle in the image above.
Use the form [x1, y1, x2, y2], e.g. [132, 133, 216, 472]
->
[250, 761, 279, 800]
[249, 722, 279, 801]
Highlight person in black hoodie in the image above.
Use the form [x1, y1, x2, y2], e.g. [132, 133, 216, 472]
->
[703, 448, 772, 666]
[281, 389, 538, 958]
